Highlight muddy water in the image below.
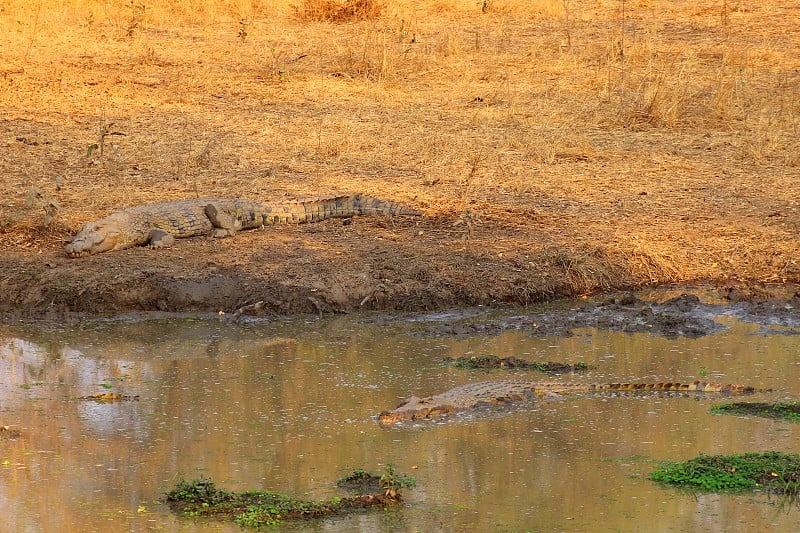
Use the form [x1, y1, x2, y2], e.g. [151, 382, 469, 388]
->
[1, 309, 799, 532]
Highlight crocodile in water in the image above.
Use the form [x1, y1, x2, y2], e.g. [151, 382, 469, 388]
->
[377, 380, 766, 426]
[79, 393, 140, 402]
[65, 193, 421, 257]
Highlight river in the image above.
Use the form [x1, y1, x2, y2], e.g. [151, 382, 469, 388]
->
[1, 298, 798, 531]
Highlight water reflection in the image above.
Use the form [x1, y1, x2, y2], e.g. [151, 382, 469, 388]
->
[0, 310, 798, 532]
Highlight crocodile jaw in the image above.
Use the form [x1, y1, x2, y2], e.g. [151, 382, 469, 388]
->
[65, 219, 121, 257]
[377, 396, 457, 426]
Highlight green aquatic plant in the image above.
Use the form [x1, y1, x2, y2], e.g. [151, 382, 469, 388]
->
[380, 464, 416, 497]
[336, 465, 416, 498]
[650, 452, 800, 495]
[165, 473, 406, 527]
[711, 402, 800, 422]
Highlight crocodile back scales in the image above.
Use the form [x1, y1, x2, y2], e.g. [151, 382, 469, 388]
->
[118, 194, 417, 237]
[66, 193, 420, 256]
[377, 380, 766, 425]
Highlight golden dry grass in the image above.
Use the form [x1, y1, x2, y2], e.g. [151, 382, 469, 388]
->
[294, 0, 385, 23]
[1, 0, 799, 292]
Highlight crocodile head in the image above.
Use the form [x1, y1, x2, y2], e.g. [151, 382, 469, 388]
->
[377, 395, 456, 426]
[65, 217, 122, 258]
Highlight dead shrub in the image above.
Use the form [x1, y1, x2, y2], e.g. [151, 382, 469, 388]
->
[293, 0, 384, 23]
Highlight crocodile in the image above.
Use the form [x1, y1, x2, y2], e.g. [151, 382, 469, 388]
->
[0, 425, 22, 440]
[377, 380, 766, 426]
[79, 393, 140, 402]
[65, 193, 421, 257]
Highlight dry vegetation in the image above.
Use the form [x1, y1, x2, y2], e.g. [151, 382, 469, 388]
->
[294, 0, 385, 23]
[0, 0, 799, 312]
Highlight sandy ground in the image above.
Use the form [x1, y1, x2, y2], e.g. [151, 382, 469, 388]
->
[1, 0, 799, 318]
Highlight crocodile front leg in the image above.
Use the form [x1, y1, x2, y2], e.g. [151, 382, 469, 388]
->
[148, 229, 176, 249]
[204, 202, 240, 238]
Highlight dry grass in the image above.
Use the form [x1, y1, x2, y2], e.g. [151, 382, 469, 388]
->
[293, 0, 385, 23]
[1, 0, 799, 287]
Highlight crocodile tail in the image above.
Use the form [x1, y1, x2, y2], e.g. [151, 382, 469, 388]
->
[659, 381, 765, 393]
[350, 193, 422, 217]
[261, 194, 421, 224]
[590, 381, 765, 393]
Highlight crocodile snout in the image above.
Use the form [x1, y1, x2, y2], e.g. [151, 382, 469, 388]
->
[65, 222, 119, 258]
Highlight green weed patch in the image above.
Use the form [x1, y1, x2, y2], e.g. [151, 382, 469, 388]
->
[711, 402, 800, 422]
[165, 470, 411, 527]
[650, 452, 800, 495]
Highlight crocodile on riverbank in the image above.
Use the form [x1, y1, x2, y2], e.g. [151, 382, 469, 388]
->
[377, 380, 767, 426]
[65, 194, 421, 257]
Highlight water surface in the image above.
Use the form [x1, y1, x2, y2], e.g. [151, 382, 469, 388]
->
[1, 308, 798, 532]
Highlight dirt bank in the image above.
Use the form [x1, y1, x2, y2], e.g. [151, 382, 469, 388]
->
[2, 222, 798, 321]
[0, 215, 642, 319]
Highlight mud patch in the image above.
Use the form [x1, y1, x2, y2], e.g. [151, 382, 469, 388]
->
[725, 290, 800, 328]
[414, 292, 726, 339]
[336, 470, 383, 494]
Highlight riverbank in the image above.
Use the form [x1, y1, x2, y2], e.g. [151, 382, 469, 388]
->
[2, 0, 798, 318]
